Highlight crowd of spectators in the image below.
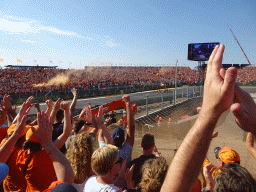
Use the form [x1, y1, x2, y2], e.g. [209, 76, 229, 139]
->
[0, 65, 255, 97]
[1, 44, 256, 192]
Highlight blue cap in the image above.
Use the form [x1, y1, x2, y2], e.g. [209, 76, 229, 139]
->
[50, 182, 78, 192]
[112, 127, 125, 143]
[214, 147, 222, 159]
[0, 163, 9, 182]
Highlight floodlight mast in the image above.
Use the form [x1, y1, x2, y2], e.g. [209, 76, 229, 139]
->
[227, 24, 251, 65]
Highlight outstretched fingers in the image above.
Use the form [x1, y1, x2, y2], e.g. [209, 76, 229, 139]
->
[207, 44, 220, 72]
[222, 67, 237, 94]
[211, 44, 225, 76]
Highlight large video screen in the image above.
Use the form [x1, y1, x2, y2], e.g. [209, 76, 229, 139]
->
[188, 42, 220, 61]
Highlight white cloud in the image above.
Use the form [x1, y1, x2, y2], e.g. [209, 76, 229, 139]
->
[21, 39, 37, 44]
[0, 18, 34, 34]
[0, 17, 81, 37]
[106, 40, 120, 48]
[35, 25, 81, 36]
[3, 15, 26, 21]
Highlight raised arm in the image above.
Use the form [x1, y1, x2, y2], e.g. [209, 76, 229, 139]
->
[53, 101, 72, 150]
[31, 103, 41, 125]
[2, 95, 16, 121]
[123, 95, 135, 147]
[161, 44, 237, 192]
[45, 99, 54, 117]
[49, 98, 62, 125]
[0, 98, 32, 163]
[246, 132, 256, 159]
[69, 88, 77, 121]
[33, 111, 74, 183]
[12, 96, 33, 124]
[96, 106, 113, 145]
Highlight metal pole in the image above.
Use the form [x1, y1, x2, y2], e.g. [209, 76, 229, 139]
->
[173, 89, 174, 105]
[161, 91, 163, 109]
[175, 59, 178, 105]
[146, 94, 148, 116]
[200, 86, 202, 97]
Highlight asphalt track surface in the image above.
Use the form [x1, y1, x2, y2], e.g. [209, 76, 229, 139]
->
[26, 86, 255, 115]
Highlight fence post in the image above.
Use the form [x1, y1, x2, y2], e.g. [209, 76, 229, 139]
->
[187, 87, 189, 100]
[146, 94, 148, 116]
[173, 89, 175, 105]
[182, 88, 183, 101]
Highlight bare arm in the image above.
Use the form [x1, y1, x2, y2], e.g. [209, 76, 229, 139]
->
[33, 111, 74, 183]
[0, 98, 32, 163]
[49, 98, 62, 125]
[96, 106, 113, 144]
[161, 45, 237, 192]
[123, 95, 135, 147]
[246, 132, 256, 159]
[69, 88, 77, 121]
[53, 102, 72, 150]
[45, 99, 54, 117]
[98, 129, 104, 143]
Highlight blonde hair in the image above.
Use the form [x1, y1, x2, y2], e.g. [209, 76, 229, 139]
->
[66, 132, 93, 184]
[138, 157, 168, 192]
[91, 144, 118, 176]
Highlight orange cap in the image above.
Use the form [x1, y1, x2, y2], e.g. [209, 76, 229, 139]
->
[7, 124, 31, 137]
[168, 118, 172, 122]
[219, 146, 240, 164]
[25, 125, 39, 143]
[159, 117, 162, 121]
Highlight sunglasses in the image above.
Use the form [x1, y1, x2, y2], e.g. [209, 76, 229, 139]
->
[115, 157, 123, 165]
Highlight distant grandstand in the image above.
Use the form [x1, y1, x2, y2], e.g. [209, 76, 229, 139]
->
[5, 65, 58, 69]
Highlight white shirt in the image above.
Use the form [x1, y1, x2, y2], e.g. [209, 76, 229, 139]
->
[72, 178, 88, 192]
[84, 175, 121, 192]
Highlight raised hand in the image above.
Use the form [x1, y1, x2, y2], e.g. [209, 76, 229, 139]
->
[71, 88, 77, 97]
[96, 105, 103, 123]
[122, 94, 130, 104]
[60, 101, 69, 111]
[32, 111, 52, 148]
[46, 99, 54, 108]
[2, 94, 13, 112]
[202, 44, 237, 117]
[85, 103, 92, 124]
[14, 100, 32, 137]
[34, 103, 40, 112]
[53, 98, 62, 111]
[230, 84, 256, 134]
[203, 163, 215, 191]
[125, 164, 135, 189]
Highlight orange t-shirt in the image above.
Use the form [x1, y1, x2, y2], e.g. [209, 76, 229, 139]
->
[16, 149, 56, 192]
[3, 147, 27, 192]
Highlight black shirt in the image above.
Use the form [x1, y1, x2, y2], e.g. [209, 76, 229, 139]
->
[129, 154, 156, 187]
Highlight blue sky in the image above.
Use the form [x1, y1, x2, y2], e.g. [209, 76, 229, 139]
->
[0, 0, 255, 69]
